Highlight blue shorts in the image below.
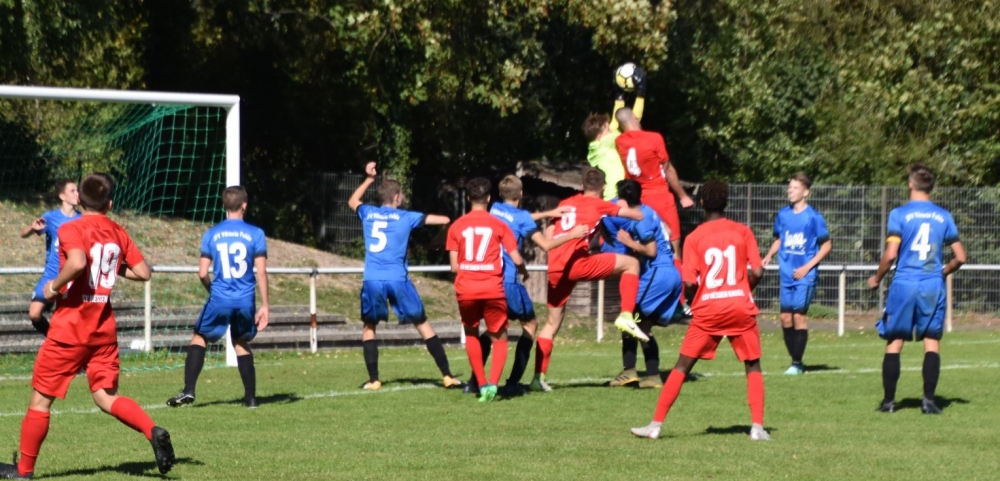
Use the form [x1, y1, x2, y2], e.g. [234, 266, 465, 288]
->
[194, 303, 258, 343]
[31, 277, 55, 305]
[504, 282, 536, 321]
[877, 277, 945, 341]
[360, 280, 427, 325]
[636, 266, 683, 326]
[780, 283, 816, 314]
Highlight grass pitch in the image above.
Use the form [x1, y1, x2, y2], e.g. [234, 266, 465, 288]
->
[0, 328, 998, 480]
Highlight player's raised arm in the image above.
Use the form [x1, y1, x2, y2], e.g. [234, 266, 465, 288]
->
[20, 218, 45, 238]
[348, 162, 378, 213]
[616, 204, 644, 221]
[530, 205, 573, 221]
[254, 255, 269, 330]
[425, 214, 451, 226]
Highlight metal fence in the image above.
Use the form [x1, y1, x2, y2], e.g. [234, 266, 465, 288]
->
[318, 173, 1000, 316]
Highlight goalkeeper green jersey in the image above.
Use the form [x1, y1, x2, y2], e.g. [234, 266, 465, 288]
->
[587, 131, 625, 201]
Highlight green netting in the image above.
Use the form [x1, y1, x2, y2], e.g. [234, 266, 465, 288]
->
[0, 97, 231, 375]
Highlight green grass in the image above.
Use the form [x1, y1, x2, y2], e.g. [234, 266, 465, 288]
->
[1, 328, 998, 480]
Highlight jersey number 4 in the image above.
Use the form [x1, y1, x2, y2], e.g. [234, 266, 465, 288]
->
[216, 242, 249, 279]
[461, 227, 493, 261]
[625, 148, 641, 176]
[911, 222, 932, 261]
[89, 242, 122, 289]
[704, 245, 737, 288]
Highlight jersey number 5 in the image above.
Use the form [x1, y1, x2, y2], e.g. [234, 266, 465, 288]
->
[370, 221, 388, 253]
[89, 242, 122, 289]
[216, 242, 248, 279]
[461, 227, 493, 261]
[704, 245, 737, 288]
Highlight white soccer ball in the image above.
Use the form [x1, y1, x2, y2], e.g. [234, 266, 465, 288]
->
[614, 62, 638, 92]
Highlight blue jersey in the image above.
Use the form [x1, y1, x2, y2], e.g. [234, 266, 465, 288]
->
[601, 204, 674, 273]
[489, 202, 539, 284]
[358, 204, 426, 282]
[39, 209, 81, 280]
[888, 200, 959, 281]
[201, 219, 268, 308]
[773, 205, 830, 286]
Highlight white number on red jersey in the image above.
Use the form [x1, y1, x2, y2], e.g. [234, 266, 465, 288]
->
[910, 222, 932, 261]
[626, 148, 641, 176]
[559, 208, 577, 231]
[88, 242, 122, 289]
[704, 245, 737, 288]
[461, 227, 493, 261]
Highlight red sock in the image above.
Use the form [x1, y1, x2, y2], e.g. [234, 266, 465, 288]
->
[653, 370, 687, 423]
[464, 334, 487, 386]
[747, 371, 765, 425]
[489, 340, 508, 385]
[619, 274, 639, 313]
[535, 338, 553, 375]
[18, 409, 49, 476]
[110, 397, 155, 441]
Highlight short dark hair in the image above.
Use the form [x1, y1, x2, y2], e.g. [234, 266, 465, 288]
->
[909, 163, 935, 193]
[582, 168, 606, 192]
[700, 180, 729, 213]
[466, 177, 491, 204]
[582, 113, 610, 142]
[223, 186, 248, 212]
[377, 179, 402, 205]
[498, 175, 522, 202]
[616, 179, 642, 207]
[79, 173, 114, 212]
[790, 172, 812, 189]
[55, 178, 75, 196]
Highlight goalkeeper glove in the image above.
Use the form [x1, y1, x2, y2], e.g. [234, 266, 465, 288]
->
[633, 66, 648, 96]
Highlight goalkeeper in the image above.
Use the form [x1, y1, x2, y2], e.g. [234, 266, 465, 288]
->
[581, 67, 647, 201]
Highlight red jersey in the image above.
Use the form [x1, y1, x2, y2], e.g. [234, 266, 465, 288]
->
[547, 194, 622, 272]
[446, 210, 518, 301]
[49, 215, 145, 346]
[616, 130, 671, 195]
[681, 218, 761, 334]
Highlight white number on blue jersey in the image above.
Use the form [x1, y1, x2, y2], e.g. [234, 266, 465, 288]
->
[369, 221, 388, 253]
[88, 242, 121, 289]
[626, 148, 641, 176]
[910, 222, 932, 261]
[216, 242, 249, 279]
[462, 227, 493, 261]
[705, 245, 737, 288]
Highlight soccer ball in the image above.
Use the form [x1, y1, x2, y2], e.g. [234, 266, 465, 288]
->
[614, 62, 638, 92]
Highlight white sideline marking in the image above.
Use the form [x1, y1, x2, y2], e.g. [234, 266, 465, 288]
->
[0, 363, 995, 419]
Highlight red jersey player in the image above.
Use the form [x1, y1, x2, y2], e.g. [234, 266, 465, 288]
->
[614, 107, 694, 258]
[0, 174, 175, 480]
[446, 178, 525, 402]
[529, 168, 645, 392]
[630, 180, 771, 442]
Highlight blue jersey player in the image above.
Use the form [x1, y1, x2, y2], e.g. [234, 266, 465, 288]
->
[348, 162, 463, 391]
[167, 186, 270, 409]
[869, 164, 965, 414]
[600, 180, 684, 388]
[19, 179, 80, 336]
[459, 175, 585, 397]
[761, 172, 832, 375]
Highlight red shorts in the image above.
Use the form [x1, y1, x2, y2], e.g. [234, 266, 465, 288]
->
[458, 298, 509, 333]
[679, 323, 762, 362]
[32, 340, 120, 399]
[641, 192, 680, 241]
[547, 252, 617, 308]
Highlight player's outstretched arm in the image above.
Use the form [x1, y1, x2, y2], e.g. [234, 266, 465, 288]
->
[20, 218, 45, 238]
[943, 241, 966, 276]
[425, 214, 451, 226]
[121, 260, 152, 282]
[198, 256, 212, 293]
[616, 205, 644, 221]
[44, 248, 87, 301]
[254, 255, 269, 330]
[664, 163, 694, 208]
[867, 240, 900, 288]
[529, 225, 588, 252]
[761, 238, 780, 266]
[348, 162, 378, 213]
[530, 205, 573, 221]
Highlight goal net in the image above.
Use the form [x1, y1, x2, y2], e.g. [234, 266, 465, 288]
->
[0, 86, 240, 376]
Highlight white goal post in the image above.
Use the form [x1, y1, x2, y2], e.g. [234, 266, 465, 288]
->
[0, 85, 242, 366]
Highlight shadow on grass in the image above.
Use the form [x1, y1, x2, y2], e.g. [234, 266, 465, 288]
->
[703, 425, 779, 436]
[44, 456, 202, 478]
[193, 392, 302, 408]
[804, 364, 840, 373]
[388, 377, 447, 387]
[896, 396, 970, 411]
